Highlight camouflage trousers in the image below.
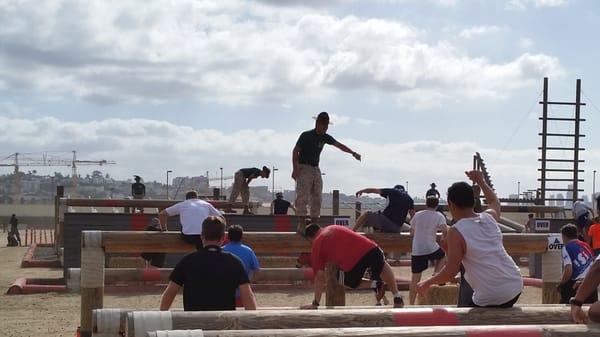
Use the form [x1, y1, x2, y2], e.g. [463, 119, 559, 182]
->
[295, 164, 323, 220]
[229, 170, 249, 205]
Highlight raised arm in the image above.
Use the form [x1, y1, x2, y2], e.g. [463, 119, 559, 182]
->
[334, 141, 361, 161]
[355, 188, 382, 197]
[465, 170, 501, 220]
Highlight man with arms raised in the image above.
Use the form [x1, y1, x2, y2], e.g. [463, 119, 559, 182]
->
[417, 170, 523, 308]
[301, 223, 404, 309]
[160, 216, 257, 311]
[292, 112, 361, 230]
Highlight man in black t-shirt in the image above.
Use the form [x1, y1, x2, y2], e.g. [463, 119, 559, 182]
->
[227, 166, 270, 214]
[292, 112, 361, 230]
[353, 185, 415, 233]
[426, 183, 440, 198]
[271, 192, 296, 215]
[131, 175, 146, 199]
[160, 216, 257, 311]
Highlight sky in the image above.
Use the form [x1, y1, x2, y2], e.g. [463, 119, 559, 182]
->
[0, 0, 599, 199]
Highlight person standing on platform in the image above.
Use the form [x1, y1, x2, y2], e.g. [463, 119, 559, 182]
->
[426, 183, 441, 199]
[409, 196, 448, 305]
[131, 175, 146, 213]
[417, 170, 523, 308]
[292, 112, 361, 231]
[353, 185, 415, 233]
[226, 166, 270, 214]
[160, 216, 257, 311]
[271, 192, 296, 215]
[158, 190, 222, 249]
[301, 223, 404, 309]
[559, 224, 597, 304]
[8, 214, 21, 246]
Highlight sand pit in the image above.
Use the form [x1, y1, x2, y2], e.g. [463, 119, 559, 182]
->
[0, 246, 541, 337]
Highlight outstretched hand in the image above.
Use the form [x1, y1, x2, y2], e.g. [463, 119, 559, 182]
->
[571, 305, 588, 324]
[352, 152, 361, 161]
[465, 170, 485, 185]
[355, 190, 363, 198]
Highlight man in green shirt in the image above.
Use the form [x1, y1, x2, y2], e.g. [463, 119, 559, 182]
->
[292, 112, 361, 230]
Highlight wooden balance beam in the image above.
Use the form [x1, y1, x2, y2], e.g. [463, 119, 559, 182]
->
[144, 325, 598, 337]
[79, 231, 559, 337]
[125, 307, 583, 336]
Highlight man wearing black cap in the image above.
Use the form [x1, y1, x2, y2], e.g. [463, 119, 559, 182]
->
[292, 112, 361, 228]
[132, 175, 146, 199]
[353, 185, 415, 233]
[271, 192, 296, 215]
[426, 183, 440, 199]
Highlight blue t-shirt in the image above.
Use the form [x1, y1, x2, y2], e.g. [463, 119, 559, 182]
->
[380, 188, 415, 226]
[562, 240, 594, 280]
[222, 242, 260, 276]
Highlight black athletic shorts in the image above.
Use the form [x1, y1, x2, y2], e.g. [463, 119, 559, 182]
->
[411, 247, 445, 273]
[180, 233, 203, 249]
[344, 247, 385, 289]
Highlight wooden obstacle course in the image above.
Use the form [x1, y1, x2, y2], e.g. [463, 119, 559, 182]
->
[80, 230, 560, 337]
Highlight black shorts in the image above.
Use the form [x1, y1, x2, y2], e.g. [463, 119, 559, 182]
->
[180, 233, 203, 249]
[411, 247, 445, 273]
[344, 247, 385, 289]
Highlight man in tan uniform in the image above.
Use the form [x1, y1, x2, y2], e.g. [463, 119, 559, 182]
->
[292, 112, 361, 231]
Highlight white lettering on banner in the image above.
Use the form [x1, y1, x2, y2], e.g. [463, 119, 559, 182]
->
[334, 218, 350, 227]
[547, 234, 563, 251]
[535, 220, 550, 232]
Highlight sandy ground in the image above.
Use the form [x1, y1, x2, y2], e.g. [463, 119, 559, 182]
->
[0, 246, 541, 337]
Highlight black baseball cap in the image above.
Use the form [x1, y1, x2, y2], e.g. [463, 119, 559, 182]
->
[394, 185, 405, 191]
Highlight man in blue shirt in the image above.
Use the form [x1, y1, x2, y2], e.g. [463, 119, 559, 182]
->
[353, 185, 415, 233]
[559, 223, 597, 304]
[222, 225, 260, 298]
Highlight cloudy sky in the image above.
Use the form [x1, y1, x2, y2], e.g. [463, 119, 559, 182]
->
[1, 0, 599, 199]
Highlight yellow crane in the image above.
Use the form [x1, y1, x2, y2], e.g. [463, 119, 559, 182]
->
[0, 151, 116, 203]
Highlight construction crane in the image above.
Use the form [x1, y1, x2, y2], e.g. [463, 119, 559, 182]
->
[0, 151, 116, 202]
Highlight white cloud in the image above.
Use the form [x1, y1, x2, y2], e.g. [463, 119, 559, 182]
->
[0, 0, 564, 108]
[2, 116, 596, 198]
[519, 37, 533, 49]
[506, 0, 567, 10]
[459, 26, 504, 39]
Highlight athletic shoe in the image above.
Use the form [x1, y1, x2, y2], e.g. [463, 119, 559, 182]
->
[393, 295, 404, 308]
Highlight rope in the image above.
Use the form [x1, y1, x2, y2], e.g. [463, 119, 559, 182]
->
[502, 90, 542, 149]
[153, 330, 204, 337]
[132, 311, 173, 337]
[94, 309, 122, 334]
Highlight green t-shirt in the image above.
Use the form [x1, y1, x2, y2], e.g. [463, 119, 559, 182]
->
[295, 129, 336, 167]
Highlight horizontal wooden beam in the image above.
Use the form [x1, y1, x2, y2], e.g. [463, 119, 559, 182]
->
[62, 198, 258, 209]
[144, 325, 597, 337]
[539, 101, 586, 106]
[91, 231, 550, 255]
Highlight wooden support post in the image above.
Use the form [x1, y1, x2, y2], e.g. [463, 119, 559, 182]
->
[80, 231, 105, 337]
[56, 187, 65, 250]
[355, 201, 361, 220]
[325, 263, 345, 307]
[332, 190, 339, 216]
[213, 188, 220, 200]
[542, 248, 562, 304]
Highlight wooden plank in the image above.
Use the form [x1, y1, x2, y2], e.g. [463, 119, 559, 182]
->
[128, 307, 587, 336]
[99, 231, 550, 255]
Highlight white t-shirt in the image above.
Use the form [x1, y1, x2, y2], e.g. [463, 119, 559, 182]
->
[453, 212, 523, 306]
[410, 209, 447, 256]
[573, 201, 591, 218]
[165, 199, 222, 235]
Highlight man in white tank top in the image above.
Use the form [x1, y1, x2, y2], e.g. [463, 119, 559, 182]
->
[417, 170, 523, 307]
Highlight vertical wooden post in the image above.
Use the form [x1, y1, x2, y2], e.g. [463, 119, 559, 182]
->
[213, 188, 221, 200]
[541, 248, 562, 304]
[573, 79, 582, 202]
[332, 190, 339, 216]
[55, 186, 64, 251]
[540, 77, 548, 218]
[80, 231, 105, 337]
[355, 201, 361, 220]
[325, 263, 345, 306]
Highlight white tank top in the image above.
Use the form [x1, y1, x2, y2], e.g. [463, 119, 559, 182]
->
[454, 213, 523, 306]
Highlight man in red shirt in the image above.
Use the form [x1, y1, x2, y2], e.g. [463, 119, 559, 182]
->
[301, 223, 404, 308]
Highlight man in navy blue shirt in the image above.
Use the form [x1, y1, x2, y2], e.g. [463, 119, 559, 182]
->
[353, 185, 415, 233]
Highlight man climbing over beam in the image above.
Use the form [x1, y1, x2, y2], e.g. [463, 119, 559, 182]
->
[300, 223, 404, 309]
[225, 166, 271, 214]
[292, 112, 361, 232]
[158, 190, 222, 249]
[417, 170, 523, 308]
[353, 184, 415, 233]
[160, 216, 257, 311]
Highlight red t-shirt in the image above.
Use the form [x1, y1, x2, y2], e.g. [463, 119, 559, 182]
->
[588, 223, 600, 249]
[311, 225, 377, 273]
